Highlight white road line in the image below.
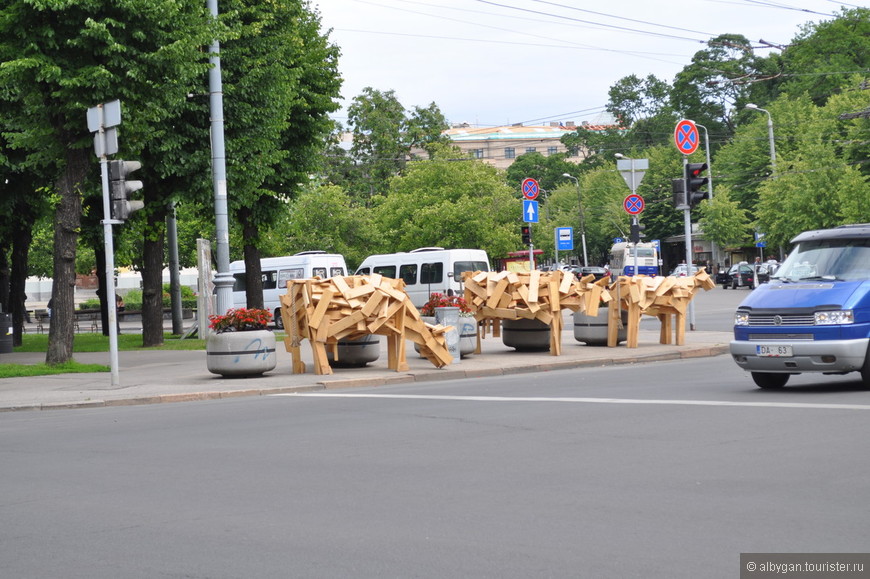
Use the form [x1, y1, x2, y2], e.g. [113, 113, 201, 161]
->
[272, 393, 870, 411]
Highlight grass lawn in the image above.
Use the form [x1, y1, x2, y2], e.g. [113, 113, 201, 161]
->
[0, 332, 209, 379]
[13, 333, 207, 353]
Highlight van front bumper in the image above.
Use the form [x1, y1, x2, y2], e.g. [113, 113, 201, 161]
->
[730, 338, 869, 374]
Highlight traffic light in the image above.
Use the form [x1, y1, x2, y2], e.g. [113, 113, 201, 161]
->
[521, 225, 531, 245]
[108, 160, 144, 221]
[685, 162, 709, 207]
[672, 178, 687, 209]
[629, 218, 645, 243]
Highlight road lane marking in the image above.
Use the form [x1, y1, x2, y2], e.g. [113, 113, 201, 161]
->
[272, 393, 870, 411]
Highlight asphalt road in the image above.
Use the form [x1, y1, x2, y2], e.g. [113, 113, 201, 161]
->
[2, 351, 868, 578]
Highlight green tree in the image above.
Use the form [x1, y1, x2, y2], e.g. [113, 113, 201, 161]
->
[372, 151, 516, 259]
[504, 152, 583, 193]
[222, 0, 341, 316]
[777, 7, 870, 106]
[0, 0, 215, 364]
[697, 187, 752, 249]
[606, 74, 678, 149]
[346, 88, 408, 200]
[560, 126, 629, 168]
[281, 184, 378, 269]
[577, 167, 632, 265]
[406, 102, 450, 159]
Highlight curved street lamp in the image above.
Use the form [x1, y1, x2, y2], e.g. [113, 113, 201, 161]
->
[562, 173, 588, 267]
[745, 103, 777, 176]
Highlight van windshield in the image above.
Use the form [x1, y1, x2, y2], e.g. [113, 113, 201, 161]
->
[454, 261, 489, 278]
[775, 238, 870, 282]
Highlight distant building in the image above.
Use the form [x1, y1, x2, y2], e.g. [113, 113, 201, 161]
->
[417, 120, 620, 169]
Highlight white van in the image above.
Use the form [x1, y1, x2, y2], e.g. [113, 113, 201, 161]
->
[231, 251, 348, 328]
[355, 247, 490, 308]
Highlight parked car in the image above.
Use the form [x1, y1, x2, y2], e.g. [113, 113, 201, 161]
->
[575, 266, 609, 281]
[721, 261, 777, 289]
[669, 264, 699, 277]
[714, 269, 732, 286]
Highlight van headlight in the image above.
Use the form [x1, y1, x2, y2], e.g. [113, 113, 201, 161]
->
[815, 310, 854, 325]
[734, 311, 749, 326]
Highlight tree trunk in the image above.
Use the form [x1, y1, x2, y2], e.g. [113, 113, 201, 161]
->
[142, 204, 167, 348]
[0, 247, 8, 315]
[240, 207, 264, 309]
[94, 245, 109, 336]
[46, 147, 89, 365]
[10, 220, 34, 347]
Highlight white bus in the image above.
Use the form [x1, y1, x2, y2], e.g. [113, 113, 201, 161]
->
[231, 251, 348, 328]
[355, 247, 490, 308]
[609, 242, 659, 277]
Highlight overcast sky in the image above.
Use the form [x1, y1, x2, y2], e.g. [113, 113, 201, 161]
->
[314, 0, 854, 128]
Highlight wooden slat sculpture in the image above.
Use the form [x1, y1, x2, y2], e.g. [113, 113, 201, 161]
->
[280, 275, 453, 375]
[610, 269, 716, 348]
[462, 270, 613, 356]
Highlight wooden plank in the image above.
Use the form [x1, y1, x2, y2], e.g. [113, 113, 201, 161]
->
[528, 270, 540, 303]
[486, 278, 509, 309]
[309, 289, 334, 330]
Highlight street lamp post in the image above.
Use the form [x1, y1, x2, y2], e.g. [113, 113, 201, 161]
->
[745, 103, 778, 283]
[562, 173, 588, 267]
[745, 103, 777, 177]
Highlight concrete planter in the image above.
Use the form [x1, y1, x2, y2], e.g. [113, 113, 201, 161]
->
[435, 307, 461, 363]
[327, 334, 381, 367]
[457, 316, 477, 358]
[573, 308, 628, 346]
[206, 329, 277, 377]
[416, 313, 475, 359]
[501, 318, 551, 351]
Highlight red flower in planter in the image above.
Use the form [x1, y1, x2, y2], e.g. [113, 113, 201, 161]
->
[208, 308, 272, 333]
[420, 293, 472, 317]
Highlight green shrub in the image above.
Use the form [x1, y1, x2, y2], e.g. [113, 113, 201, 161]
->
[79, 284, 197, 311]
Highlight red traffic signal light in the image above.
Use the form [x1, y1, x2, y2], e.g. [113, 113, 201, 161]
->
[521, 225, 531, 245]
[685, 162, 709, 207]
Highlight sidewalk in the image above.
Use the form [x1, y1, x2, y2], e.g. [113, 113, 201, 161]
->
[0, 317, 732, 412]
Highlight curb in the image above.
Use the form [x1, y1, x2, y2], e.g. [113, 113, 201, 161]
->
[0, 344, 730, 412]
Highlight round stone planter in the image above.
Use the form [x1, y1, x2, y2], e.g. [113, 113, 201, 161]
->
[501, 318, 551, 351]
[206, 329, 277, 377]
[573, 307, 628, 346]
[457, 316, 478, 358]
[435, 307, 461, 363]
[415, 313, 474, 359]
[327, 334, 381, 367]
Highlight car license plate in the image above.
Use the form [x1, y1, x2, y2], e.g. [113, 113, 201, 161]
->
[756, 344, 793, 357]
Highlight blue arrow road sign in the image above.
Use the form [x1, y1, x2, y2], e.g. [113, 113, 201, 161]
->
[523, 199, 539, 223]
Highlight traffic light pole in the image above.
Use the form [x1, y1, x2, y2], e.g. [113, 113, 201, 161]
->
[529, 242, 534, 272]
[682, 157, 696, 331]
[96, 127, 121, 387]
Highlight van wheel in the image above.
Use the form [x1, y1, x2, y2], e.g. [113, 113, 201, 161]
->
[274, 308, 284, 330]
[751, 372, 789, 389]
[861, 344, 870, 389]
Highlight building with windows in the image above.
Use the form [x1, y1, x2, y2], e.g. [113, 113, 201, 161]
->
[431, 120, 621, 169]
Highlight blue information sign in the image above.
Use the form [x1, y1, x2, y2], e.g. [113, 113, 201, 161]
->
[522, 199, 539, 223]
[556, 227, 573, 251]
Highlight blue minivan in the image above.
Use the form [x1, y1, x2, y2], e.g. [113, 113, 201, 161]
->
[730, 224, 870, 389]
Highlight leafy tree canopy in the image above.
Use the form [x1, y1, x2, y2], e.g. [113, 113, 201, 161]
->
[371, 147, 516, 258]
